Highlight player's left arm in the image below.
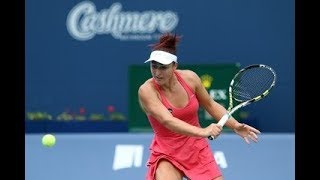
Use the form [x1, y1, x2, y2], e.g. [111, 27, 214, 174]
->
[184, 70, 261, 143]
[186, 70, 239, 130]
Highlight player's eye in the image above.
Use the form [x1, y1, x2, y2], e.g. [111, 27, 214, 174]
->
[151, 64, 170, 70]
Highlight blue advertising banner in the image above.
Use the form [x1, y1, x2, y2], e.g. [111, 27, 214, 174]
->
[25, 133, 295, 180]
[26, 0, 294, 132]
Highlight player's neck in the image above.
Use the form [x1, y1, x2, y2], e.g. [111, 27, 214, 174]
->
[160, 74, 179, 92]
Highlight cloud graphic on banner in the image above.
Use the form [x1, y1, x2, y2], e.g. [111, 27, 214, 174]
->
[113, 144, 144, 170]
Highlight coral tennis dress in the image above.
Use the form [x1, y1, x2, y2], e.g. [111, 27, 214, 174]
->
[146, 71, 222, 180]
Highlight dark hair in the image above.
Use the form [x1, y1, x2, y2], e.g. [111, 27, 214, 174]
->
[149, 33, 181, 55]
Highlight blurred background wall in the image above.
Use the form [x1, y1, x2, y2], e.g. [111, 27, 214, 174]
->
[25, 0, 294, 133]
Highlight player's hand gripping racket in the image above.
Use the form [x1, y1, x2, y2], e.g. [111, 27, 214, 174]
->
[208, 64, 276, 140]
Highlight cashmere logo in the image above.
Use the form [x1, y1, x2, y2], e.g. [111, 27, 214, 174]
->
[66, 2, 179, 41]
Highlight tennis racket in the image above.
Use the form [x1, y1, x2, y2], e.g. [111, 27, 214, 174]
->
[208, 64, 276, 140]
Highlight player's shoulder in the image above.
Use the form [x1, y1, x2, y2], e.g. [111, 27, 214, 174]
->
[176, 69, 199, 80]
[138, 78, 154, 94]
[175, 69, 201, 90]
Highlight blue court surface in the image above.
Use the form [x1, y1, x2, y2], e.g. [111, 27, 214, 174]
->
[26, 133, 294, 180]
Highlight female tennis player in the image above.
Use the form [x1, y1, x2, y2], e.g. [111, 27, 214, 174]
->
[138, 33, 261, 180]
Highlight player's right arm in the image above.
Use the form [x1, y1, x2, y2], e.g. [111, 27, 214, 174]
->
[138, 80, 221, 138]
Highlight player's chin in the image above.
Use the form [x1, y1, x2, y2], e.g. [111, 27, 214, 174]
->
[154, 78, 164, 85]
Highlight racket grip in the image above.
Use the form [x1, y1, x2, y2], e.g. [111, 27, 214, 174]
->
[208, 113, 230, 140]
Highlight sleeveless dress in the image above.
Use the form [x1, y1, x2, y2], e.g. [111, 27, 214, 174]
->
[146, 71, 222, 180]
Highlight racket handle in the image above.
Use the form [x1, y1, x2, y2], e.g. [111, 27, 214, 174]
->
[208, 113, 230, 140]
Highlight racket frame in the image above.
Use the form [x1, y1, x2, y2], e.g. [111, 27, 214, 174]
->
[208, 64, 276, 140]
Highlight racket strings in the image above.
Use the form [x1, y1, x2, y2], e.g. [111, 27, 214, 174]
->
[232, 67, 275, 102]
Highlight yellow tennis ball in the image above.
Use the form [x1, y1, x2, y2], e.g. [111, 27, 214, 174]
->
[42, 134, 56, 147]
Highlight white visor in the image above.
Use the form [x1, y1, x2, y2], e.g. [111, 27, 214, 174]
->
[144, 50, 178, 65]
